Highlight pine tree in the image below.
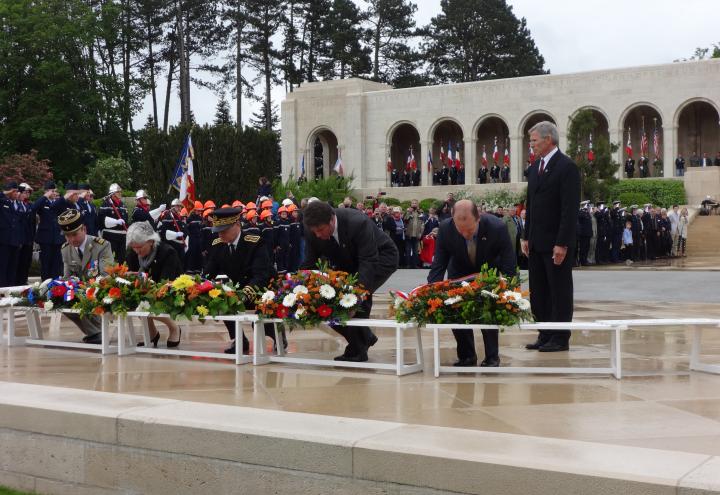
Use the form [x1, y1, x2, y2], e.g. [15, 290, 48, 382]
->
[366, 0, 420, 84]
[566, 110, 618, 202]
[316, 0, 371, 79]
[214, 95, 233, 125]
[298, 0, 332, 83]
[250, 104, 280, 133]
[423, 0, 547, 83]
[246, 0, 284, 132]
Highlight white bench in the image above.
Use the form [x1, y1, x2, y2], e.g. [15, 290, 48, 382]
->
[426, 322, 624, 379]
[24, 308, 118, 355]
[116, 312, 261, 365]
[0, 306, 30, 347]
[251, 317, 425, 376]
[595, 318, 720, 375]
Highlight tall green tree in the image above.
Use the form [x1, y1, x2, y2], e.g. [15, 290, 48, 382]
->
[316, 0, 371, 79]
[566, 110, 619, 203]
[366, 0, 420, 84]
[423, 0, 547, 83]
[214, 94, 233, 125]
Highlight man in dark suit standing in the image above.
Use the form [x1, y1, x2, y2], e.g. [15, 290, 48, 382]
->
[301, 201, 398, 362]
[624, 158, 635, 178]
[521, 121, 580, 352]
[428, 200, 516, 367]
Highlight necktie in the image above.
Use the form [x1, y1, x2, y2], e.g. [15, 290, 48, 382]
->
[229, 244, 235, 256]
[467, 238, 477, 266]
[538, 158, 546, 175]
[78, 247, 83, 259]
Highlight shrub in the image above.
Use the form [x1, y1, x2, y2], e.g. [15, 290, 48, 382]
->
[0, 150, 53, 191]
[616, 192, 651, 208]
[419, 198, 442, 211]
[608, 179, 686, 207]
[272, 175, 355, 206]
[86, 155, 133, 198]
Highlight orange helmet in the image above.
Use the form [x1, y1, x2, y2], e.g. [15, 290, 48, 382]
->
[202, 209, 212, 218]
[261, 200, 273, 209]
[278, 206, 288, 214]
[194, 200, 204, 211]
[180, 207, 188, 216]
[286, 204, 298, 213]
[245, 201, 257, 210]
[259, 209, 273, 221]
[221, 204, 231, 209]
[245, 210, 258, 221]
[204, 200, 216, 209]
[232, 200, 243, 208]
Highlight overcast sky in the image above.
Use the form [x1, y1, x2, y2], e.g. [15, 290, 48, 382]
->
[134, 0, 719, 130]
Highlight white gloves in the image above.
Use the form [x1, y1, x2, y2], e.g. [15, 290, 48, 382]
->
[165, 230, 184, 241]
[149, 204, 166, 221]
[104, 217, 125, 228]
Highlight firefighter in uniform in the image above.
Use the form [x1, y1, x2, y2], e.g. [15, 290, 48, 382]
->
[98, 183, 129, 263]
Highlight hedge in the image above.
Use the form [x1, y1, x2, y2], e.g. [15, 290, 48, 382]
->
[608, 179, 686, 208]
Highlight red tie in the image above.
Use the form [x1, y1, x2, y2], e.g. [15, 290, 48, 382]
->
[538, 158, 546, 175]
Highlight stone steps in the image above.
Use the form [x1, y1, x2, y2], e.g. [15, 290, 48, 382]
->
[687, 216, 720, 256]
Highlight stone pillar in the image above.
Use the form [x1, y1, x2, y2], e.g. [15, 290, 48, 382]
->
[280, 99, 297, 182]
[464, 137, 476, 186]
[344, 93, 365, 187]
[422, 141, 433, 187]
[610, 127, 622, 180]
[509, 134, 523, 183]
[664, 125, 677, 178]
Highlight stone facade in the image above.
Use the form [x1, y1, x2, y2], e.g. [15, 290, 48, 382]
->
[281, 59, 720, 194]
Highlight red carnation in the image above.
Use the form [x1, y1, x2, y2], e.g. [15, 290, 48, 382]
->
[317, 304, 332, 318]
[276, 306, 289, 318]
[51, 285, 67, 298]
[197, 281, 214, 293]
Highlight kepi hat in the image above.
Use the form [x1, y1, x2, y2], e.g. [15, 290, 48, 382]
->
[211, 207, 242, 233]
[58, 209, 84, 234]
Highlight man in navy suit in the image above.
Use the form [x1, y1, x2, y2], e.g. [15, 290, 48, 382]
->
[521, 121, 580, 352]
[428, 200, 516, 367]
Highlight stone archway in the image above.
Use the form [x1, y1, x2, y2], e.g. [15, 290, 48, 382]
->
[475, 116, 510, 183]
[431, 119, 464, 185]
[388, 123, 421, 187]
[308, 128, 339, 179]
[570, 107, 610, 149]
[521, 112, 556, 174]
[621, 104, 663, 177]
[676, 100, 720, 167]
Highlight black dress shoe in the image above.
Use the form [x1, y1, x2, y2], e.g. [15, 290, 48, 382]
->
[367, 333, 378, 347]
[334, 351, 368, 362]
[225, 340, 247, 354]
[538, 342, 569, 352]
[480, 358, 500, 367]
[83, 333, 102, 345]
[167, 329, 181, 348]
[138, 331, 160, 348]
[525, 339, 548, 350]
[453, 357, 477, 367]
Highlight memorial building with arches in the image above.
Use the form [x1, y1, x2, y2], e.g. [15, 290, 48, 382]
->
[281, 59, 720, 201]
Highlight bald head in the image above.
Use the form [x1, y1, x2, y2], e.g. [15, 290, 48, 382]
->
[452, 200, 480, 239]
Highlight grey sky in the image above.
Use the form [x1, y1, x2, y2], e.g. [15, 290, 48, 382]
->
[134, 0, 719, 129]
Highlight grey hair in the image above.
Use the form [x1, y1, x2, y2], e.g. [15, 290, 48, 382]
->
[126, 221, 160, 247]
[529, 121, 559, 145]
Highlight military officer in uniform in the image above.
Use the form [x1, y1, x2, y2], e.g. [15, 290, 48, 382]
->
[639, 156, 649, 178]
[158, 199, 187, 263]
[77, 184, 99, 236]
[32, 181, 71, 279]
[0, 181, 21, 286]
[610, 200, 624, 263]
[501, 163, 511, 183]
[99, 183, 129, 263]
[490, 163, 501, 183]
[577, 201, 592, 266]
[15, 183, 36, 285]
[624, 157, 635, 178]
[203, 208, 280, 354]
[58, 209, 115, 344]
[477, 165, 488, 184]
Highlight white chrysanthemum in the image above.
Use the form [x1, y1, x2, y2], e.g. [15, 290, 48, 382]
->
[282, 293, 297, 307]
[292, 285, 309, 294]
[517, 299, 531, 311]
[481, 290, 499, 299]
[102, 297, 114, 304]
[115, 277, 131, 285]
[44, 300, 54, 310]
[261, 290, 275, 303]
[339, 293, 358, 308]
[444, 296, 462, 305]
[319, 284, 336, 299]
[295, 306, 305, 318]
[136, 300, 151, 311]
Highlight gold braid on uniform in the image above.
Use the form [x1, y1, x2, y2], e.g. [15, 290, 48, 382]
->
[241, 286, 257, 301]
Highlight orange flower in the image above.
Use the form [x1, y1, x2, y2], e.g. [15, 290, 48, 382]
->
[108, 287, 122, 299]
[93, 306, 105, 315]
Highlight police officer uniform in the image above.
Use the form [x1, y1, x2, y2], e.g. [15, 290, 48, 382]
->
[76, 185, 99, 236]
[98, 183, 129, 263]
[202, 208, 279, 354]
[610, 201, 624, 262]
[577, 201, 592, 266]
[185, 206, 205, 274]
[58, 209, 115, 344]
